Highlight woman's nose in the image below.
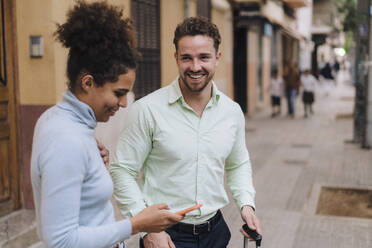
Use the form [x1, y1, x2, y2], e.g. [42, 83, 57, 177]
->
[118, 96, 127, 108]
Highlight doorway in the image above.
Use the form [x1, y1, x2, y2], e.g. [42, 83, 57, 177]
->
[0, 0, 20, 217]
[234, 27, 247, 113]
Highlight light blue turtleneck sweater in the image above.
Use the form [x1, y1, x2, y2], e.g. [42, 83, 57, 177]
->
[31, 91, 131, 248]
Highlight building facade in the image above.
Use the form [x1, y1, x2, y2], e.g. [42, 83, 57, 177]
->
[0, 0, 233, 246]
[1, 0, 312, 245]
[232, 0, 308, 115]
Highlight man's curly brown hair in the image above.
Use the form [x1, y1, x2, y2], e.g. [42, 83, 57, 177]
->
[173, 16, 221, 53]
[55, 0, 139, 90]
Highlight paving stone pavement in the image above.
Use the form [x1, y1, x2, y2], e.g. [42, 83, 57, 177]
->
[123, 72, 372, 248]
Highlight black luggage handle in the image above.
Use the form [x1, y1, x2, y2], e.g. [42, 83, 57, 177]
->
[242, 224, 262, 248]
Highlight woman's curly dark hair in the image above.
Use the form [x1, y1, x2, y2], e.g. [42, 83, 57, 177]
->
[55, 0, 139, 90]
[173, 16, 221, 53]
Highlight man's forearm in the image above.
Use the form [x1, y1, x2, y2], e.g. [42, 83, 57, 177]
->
[110, 162, 147, 217]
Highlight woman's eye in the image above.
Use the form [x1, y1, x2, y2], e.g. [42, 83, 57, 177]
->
[115, 92, 124, 97]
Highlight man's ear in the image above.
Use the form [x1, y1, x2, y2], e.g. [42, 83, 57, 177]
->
[215, 51, 222, 66]
[80, 74, 94, 92]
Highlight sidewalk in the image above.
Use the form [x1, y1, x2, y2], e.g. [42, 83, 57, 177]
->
[221, 75, 372, 248]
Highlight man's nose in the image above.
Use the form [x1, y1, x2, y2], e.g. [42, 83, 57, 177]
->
[190, 59, 202, 71]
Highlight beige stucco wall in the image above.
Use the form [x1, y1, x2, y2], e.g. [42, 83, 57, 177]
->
[17, 0, 232, 103]
[52, 0, 74, 102]
[211, 0, 233, 99]
[160, 0, 185, 86]
[17, 0, 56, 105]
[189, 0, 197, 17]
[17, 0, 131, 105]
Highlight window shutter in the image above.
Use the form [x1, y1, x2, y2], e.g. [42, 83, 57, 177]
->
[131, 0, 161, 99]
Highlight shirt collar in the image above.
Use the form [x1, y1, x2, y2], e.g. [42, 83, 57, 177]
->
[168, 77, 221, 105]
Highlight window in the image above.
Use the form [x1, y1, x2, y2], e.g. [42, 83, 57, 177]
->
[131, 0, 161, 99]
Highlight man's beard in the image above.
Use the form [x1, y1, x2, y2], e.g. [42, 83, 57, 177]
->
[180, 70, 213, 92]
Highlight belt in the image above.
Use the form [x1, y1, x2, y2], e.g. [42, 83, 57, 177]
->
[169, 210, 222, 236]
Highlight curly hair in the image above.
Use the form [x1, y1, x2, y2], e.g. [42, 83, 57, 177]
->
[173, 16, 221, 53]
[55, 0, 139, 90]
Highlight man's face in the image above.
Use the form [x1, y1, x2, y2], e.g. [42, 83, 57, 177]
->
[175, 35, 220, 93]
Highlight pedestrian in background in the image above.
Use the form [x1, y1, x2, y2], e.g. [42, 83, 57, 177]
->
[301, 69, 317, 118]
[268, 68, 283, 117]
[111, 16, 261, 248]
[31, 1, 182, 248]
[283, 61, 301, 118]
[320, 62, 334, 96]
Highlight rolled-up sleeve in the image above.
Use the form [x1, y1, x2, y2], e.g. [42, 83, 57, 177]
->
[225, 107, 256, 210]
[110, 102, 153, 218]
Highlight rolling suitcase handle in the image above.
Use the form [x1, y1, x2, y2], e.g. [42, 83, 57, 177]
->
[242, 224, 262, 248]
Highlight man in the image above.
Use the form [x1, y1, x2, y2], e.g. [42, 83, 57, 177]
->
[283, 62, 301, 117]
[111, 17, 261, 248]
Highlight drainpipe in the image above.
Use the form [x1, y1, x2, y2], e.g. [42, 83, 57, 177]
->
[366, 1, 372, 148]
[354, 0, 369, 146]
[184, 0, 190, 18]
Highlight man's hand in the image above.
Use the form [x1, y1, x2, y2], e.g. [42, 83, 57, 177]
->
[240, 205, 262, 240]
[96, 140, 109, 169]
[130, 204, 183, 234]
[143, 232, 175, 248]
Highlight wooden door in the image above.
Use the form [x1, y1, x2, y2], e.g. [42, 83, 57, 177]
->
[0, 0, 20, 217]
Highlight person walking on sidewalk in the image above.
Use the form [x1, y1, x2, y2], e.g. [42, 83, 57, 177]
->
[111, 16, 261, 248]
[320, 62, 335, 96]
[283, 62, 301, 118]
[31, 2, 182, 248]
[301, 69, 318, 118]
[268, 68, 284, 117]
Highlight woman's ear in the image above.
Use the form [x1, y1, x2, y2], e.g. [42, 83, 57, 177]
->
[80, 74, 94, 92]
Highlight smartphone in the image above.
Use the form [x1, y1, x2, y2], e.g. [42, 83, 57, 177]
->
[176, 203, 203, 215]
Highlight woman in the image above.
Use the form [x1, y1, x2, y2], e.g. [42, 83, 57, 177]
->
[30, 1, 182, 248]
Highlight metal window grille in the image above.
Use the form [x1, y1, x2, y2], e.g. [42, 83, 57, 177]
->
[131, 0, 161, 99]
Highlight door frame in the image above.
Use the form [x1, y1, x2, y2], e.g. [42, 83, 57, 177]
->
[0, 0, 21, 215]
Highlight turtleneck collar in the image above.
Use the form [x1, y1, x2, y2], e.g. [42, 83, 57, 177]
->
[57, 90, 97, 129]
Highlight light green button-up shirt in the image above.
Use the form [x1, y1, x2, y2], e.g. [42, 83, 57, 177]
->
[111, 79, 255, 224]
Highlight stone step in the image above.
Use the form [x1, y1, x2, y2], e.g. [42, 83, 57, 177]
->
[28, 241, 45, 248]
[1, 226, 39, 248]
[0, 209, 40, 248]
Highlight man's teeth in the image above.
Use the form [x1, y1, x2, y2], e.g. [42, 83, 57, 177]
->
[189, 74, 203, 79]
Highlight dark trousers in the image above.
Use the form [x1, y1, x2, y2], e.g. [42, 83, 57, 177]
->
[286, 89, 297, 115]
[140, 211, 231, 248]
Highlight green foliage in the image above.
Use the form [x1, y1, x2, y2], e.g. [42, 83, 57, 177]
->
[335, 0, 357, 32]
[344, 31, 354, 53]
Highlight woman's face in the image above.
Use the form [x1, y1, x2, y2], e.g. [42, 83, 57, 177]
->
[85, 69, 136, 122]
